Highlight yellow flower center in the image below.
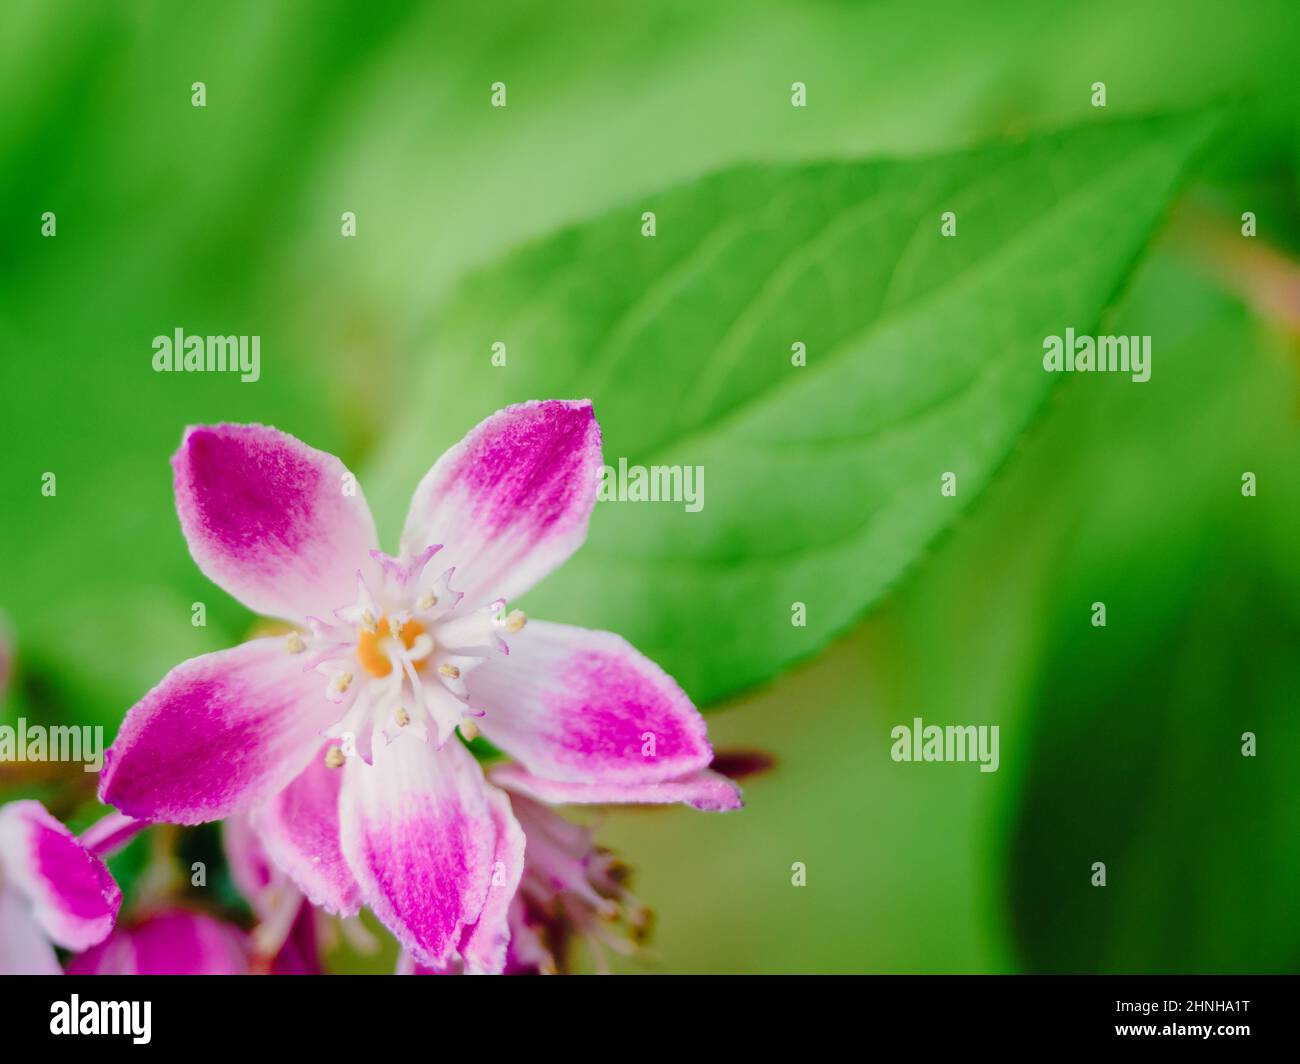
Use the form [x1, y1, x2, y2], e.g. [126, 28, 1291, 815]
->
[356, 616, 427, 678]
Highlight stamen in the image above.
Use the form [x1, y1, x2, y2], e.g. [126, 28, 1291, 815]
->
[604, 858, 633, 885]
[503, 609, 526, 634]
[628, 906, 654, 944]
[325, 747, 346, 769]
[418, 591, 438, 611]
[406, 633, 435, 663]
[357, 617, 428, 677]
[438, 663, 461, 680]
[459, 720, 480, 742]
[394, 706, 411, 727]
[285, 631, 306, 654]
[359, 609, 378, 633]
[329, 671, 354, 696]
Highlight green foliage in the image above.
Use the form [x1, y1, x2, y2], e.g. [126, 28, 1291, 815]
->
[377, 113, 1220, 704]
[1006, 259, 1300, 972]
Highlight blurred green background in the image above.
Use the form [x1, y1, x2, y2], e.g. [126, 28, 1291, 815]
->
[1, 0, 1298, 973]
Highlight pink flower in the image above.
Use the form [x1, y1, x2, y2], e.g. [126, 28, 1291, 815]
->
[99, 400, 739, 972]
[501, 795, 651, 975]
[0, 800, 122, 974]
[68, 909, 250, 975]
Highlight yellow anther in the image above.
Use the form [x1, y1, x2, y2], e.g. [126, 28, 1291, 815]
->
[438, 663, 461, 680]
[324, 747, 346, 769]
[502, 610, 526, 634]
[285, 631, 306, 654]
[394, 706, 411, 727]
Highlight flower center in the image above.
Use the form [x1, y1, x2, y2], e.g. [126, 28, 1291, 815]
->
[356, 616, 427, 678]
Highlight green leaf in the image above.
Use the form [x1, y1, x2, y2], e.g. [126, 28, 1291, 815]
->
[1013, 569, 1300, 973]
[1004, 256, 1300, 973]
[373, 112, 1220, 705]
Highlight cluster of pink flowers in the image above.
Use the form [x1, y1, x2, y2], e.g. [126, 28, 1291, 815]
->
[0, 400, 739, 974]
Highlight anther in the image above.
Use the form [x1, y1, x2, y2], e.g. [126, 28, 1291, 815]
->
[329, 671, 354, 696]
[324, 747, 346, 769]
[418, 591, 438, 611]
[438, 663, 461, 680]
[285, 631, 306, 654]
[502, 609, 526, 634]
[459, 720, 480, 742]
[394, 706, 411, 727]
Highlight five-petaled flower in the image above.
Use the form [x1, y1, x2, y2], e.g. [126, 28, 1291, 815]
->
[99, 400, 739, 972]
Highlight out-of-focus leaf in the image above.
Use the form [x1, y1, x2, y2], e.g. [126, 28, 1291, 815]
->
[1007, 257, 1300, 972]
[1013, 562, 1300, 972]
[376, 112, 1220, 705]
[295, 0, 1300, 319]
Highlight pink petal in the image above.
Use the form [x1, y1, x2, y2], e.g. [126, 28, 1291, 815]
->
[392, 787, 524, 976]
[222, 819, 324, 973]
[80, 811, 149, 858]
[249, 743, 361, 916]
[0, 800, 121, 951]
[503, 898, 553, 975]
[400, 400, 602, 608]
[222, 815, 276, 911]
[68, 910, 249, 974]
[100, 639, 344, 824]
[453, 785, 525, 975]
[468, 621, 712, 785]
[270, 903, 324, 975]
[492, 763, 743, 812]
[63, 930, 135, 974]
[173, 423, 378, 621]
[339, 735, 499, 968]
[0, 886, 61, 974]
[131, 912, 249, 974]
[395, 950, 456, 975]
